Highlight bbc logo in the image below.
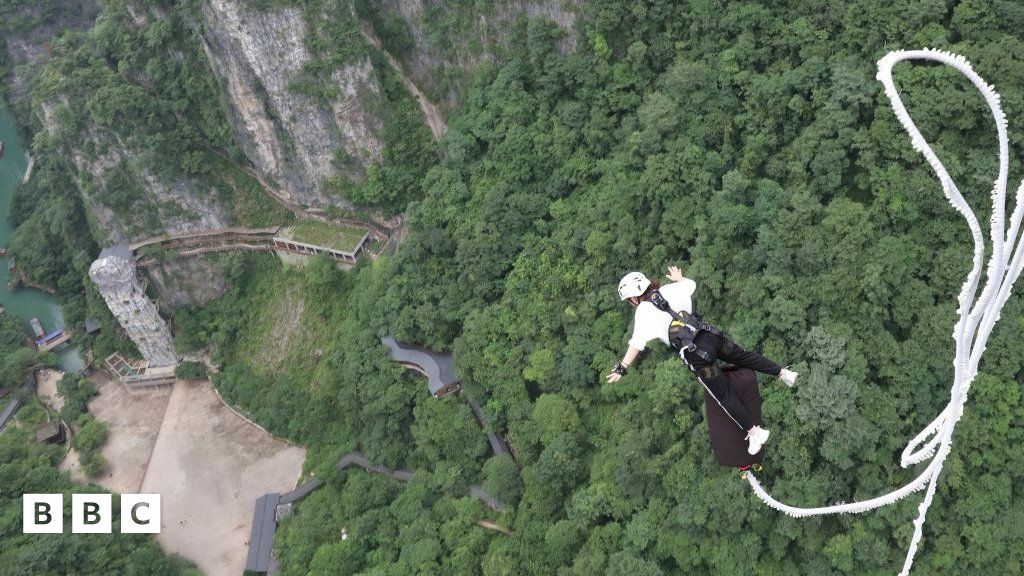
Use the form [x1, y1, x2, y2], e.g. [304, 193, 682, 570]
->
[23, 494, 161, 534]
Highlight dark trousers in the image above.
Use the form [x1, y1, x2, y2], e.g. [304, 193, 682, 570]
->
[681, 331, 782, 431]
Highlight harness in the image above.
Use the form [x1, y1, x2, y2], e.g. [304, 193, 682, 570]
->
[649, 290, 722, 363]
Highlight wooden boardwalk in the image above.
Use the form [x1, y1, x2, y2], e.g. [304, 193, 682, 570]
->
[129, 218, 391, 268]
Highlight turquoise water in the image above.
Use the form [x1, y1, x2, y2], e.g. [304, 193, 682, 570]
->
[0, 105, 84, 372]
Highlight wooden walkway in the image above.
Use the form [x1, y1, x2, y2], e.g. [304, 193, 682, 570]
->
[129, 217, 392, 268]
[129, 227, 282, 252]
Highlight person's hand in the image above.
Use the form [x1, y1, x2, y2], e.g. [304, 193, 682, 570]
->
[606, 371, 623, 383]
[666, 265, 685, 283]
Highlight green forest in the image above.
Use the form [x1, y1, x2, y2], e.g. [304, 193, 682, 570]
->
[6, 0, 1024, 574]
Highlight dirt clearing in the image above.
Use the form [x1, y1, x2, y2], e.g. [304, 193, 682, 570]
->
[140, 378, 305, 576]
[62, 374, 305, 576]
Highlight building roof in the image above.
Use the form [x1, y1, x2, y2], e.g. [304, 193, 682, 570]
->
[97, 240, 132, 263]
[380, 336, 461, 397]
[34, 421, 63, 443]
[274, 222, 368, 255]
[245, 493, 280, 574]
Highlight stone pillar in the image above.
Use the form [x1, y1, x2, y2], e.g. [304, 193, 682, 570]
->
[88, 241, 177, 367]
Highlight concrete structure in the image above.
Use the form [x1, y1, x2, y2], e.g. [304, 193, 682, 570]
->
[104, 352, 176, 389]
[380, 336, 462, 398]
[34, 421, 65, 444]
[0, 373, 35, 432]
[89, 242, 177, 367]
[272, 228, 371, 266]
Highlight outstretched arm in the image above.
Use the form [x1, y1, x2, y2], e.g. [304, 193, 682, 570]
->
[606, 346, 642, 383]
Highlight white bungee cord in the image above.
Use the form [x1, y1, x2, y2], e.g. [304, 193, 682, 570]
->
[745, 49, 1024, 575]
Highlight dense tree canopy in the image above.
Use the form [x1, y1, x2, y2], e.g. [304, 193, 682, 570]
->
[8, 0, 1024, 574]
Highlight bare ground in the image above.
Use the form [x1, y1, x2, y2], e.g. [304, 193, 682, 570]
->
[140, 379, 305, 576]
[59, 372, 172, 493]
[35, 369, 65, 412]
[62, 374, 305, 576]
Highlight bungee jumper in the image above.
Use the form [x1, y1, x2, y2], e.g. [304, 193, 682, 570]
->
[606, 265, 798, 456]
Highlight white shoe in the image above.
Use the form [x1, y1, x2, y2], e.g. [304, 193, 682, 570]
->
[779, 367, 798, 387]
[747, 426, 770, 455]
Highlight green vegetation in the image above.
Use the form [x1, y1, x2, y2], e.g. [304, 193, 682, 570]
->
[0, 0, 63, 35]
[174, 361, 208, 380]
[71, 418, 108, 477]
[182, 2, 1024, 574]
[285, 221, 368, 253]
[301, 0, 436, 212]
[57, 372, 106, 477]
[0, 413, 201, 575]
[0, 313, 37, 389]
[8, 0, 1024, 574]
[5, 0, 290, 354]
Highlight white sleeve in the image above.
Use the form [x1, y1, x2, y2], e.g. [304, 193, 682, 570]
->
[628, 307, 654, 350]
[675, 278, 697, 303]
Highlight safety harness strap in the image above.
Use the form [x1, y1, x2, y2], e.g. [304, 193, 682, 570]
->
[650, 290, 721, 359]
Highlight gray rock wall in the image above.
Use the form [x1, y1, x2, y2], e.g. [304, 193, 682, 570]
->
[377, 0, 582, 109]
[146, 257, 229, 311]
[89, 243, 178, 368]
[197, 0, 385, 208]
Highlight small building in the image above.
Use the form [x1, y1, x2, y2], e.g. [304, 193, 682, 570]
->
[380, 336, 462, 398]
[34, 421, 65, 444]
[245, 493, 280, 575]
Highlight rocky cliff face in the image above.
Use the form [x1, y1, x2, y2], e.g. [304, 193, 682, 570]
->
[38, 99, 231, 245]
[371, 0, 582, 109]
[197, 0, 385, 209]
[148, 257, 229, 310]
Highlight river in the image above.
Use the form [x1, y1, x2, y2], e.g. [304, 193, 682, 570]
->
[0, 104, 84, 372]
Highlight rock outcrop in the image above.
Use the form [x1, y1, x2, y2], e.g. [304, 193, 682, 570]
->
[0, 0, 101, 120]
[89, 242, 178, 368]
[38, 100, 231, 246]
[197, 0, 385, 208]
[147, 257, 229, 310]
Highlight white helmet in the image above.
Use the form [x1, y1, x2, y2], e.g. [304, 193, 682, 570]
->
[618, 272, 651, 300]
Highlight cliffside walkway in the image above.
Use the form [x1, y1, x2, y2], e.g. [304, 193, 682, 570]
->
[129, 219, 392, 267]
[382, 336, 516, 461]
[246, 451, 507, 575]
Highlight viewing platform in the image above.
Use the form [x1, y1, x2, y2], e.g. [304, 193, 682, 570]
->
[273, 221, 371, 266]
[104, 352, 176, 388]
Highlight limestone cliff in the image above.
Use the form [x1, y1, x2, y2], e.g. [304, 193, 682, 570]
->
[148, 257, 229, 310]
[196, 0, 385, 209]
[37, 96, 232, 245]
